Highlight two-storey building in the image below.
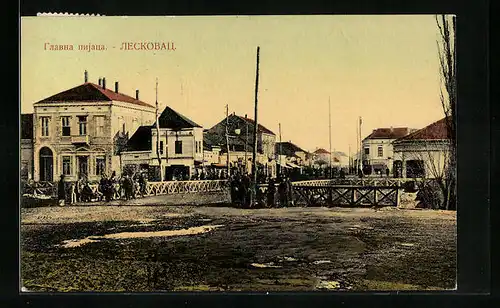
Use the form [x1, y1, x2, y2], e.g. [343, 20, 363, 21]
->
[204, 113, 277, 177]
[121, 106, 204, 180]
[30, 72, 156, 182]
[361, 127, 417, 175]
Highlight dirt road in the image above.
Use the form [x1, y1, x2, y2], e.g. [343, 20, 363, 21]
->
[21, 205, 456, 292]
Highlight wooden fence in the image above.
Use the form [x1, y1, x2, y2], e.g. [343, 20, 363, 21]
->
[144, 180, 229, 196]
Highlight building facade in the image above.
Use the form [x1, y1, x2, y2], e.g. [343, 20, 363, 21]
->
[21, 114, 34, 180]
[360, 127, 417, 175]
[121, 106, 204, 180]
[204, 113, 277, 177]
[30, 74, 155, 182]
[392, 118, 451, 179]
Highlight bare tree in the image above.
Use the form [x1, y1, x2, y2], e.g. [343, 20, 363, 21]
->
[436, 15, 457, 210]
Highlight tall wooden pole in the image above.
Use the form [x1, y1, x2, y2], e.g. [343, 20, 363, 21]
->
[225, 104, 230, 177]
[328, 97, 332, 179]
[245, 116, 248, 174]
[155, 78, 164, 181]
[251, 46, 260, 203]
[278, 123, 282, 177]
[358, 116, 362, 173]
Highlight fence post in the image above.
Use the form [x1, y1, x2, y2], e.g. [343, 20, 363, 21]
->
[374, 188, 378, 206]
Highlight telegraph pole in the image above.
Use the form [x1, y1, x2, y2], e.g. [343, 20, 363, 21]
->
[225, 104, 230, 177]
[251, 46, 260, 205]
[244, 115, 248, 174]
[328, 97, 332, 179]
[155, 78, 164, 181]
[278, 123, 282, 177]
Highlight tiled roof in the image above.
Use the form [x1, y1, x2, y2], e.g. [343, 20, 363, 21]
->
[34, 83, 154, 108]
[364, 127, 415, 140]
[124, 126, 152, 151]
[234, 115, 276, 136]
[154, 106, 202, 129]
[396, 117, 451, 141]
[275, 142, 306, 156]
[21, 114, 33, 139]
[313, 148, 330, 154]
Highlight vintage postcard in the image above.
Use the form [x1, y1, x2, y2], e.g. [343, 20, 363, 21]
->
[20, 15, 456, 292]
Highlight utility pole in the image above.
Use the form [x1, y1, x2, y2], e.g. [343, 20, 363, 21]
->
[278, 123, 282, 177]
[251, 46, 260, 205]
[328, 97, 332, 179]
[155, 78, 164, 181]
[358, 116, 363, 174]
[244, 115, 248, 174]
[225, 104, 230, 177]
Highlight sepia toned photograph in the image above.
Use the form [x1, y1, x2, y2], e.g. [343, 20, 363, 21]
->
[20, 15, 457, 292]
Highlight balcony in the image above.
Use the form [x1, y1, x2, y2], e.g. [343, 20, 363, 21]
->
[71, 135, 90, 145]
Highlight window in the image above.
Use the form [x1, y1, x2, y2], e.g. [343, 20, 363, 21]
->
[61, 117, 71, 136]
[377, 146, 383, 157]
[364, 147, 369, 155]
[95, 116, 105, 136]
[175, 140, 182, 154]
[78, 116, 87, 135]
[62, 156, 72, 175]
[159, 141, 164, 155]
[40, 117, 50, 136]
[95, 156, 106, 176]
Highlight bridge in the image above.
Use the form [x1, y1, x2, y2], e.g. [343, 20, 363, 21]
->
[22, 177, 422, 207]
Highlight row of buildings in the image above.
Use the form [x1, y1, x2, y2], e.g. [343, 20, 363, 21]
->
[21, 72, 351, 183]
[355, 118, 451, 178]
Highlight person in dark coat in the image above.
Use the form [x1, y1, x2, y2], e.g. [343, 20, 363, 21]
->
[57, 174, 66, 206]
[230, 175, 239, 206]
[267, 177, 276, 208]
[385, 168, 390, 177]
[242, 173, 251, 208]
[278, 177, 287, 208]
[285, 177, 294, 207]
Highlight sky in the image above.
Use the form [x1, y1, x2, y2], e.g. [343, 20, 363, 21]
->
[21, 15, 446, 155]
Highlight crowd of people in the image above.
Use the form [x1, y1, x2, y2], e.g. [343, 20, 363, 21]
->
[57, 171, 149, 206]
[228, 173, 295, 208]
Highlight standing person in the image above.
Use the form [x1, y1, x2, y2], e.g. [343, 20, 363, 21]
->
[139, 173, 147, 197]
[267, 177, 276, 208]
[230, 175, 238, 206]
[99, 174, 107, 202]
[57, 174, 66, 206]
[69, 181, 77, 204]
[386, 167, 390, 177]
[123, 174, 131, 200]
[286, 177, 294, 207]
[242, 173, 251, 208]
[278, 177, 287, 208]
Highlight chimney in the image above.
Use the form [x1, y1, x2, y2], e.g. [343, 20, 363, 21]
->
[135, 89, 139, 100]
[98, 78, 102, 86]
[102, 77, 106, 89]
[114, 81, 119, 93]
[84, 70, 88, 83]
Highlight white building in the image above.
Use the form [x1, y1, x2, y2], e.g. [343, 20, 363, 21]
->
[392, 117, 451, 179]
[360, 127, 417, 175]
[27, 72, 156, 182]
[121, 106, 204, 180]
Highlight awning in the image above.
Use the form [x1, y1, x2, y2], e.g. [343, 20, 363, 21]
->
[211, 163, 227, 168]
[277, 162, 291, 169]
[286, 162, 301, 169]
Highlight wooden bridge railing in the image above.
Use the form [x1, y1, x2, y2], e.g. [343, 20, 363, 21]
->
[144, 180, 229, 196]
[291, 185, 401, 207]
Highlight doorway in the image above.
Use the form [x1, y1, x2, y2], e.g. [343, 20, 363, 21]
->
[39, 147, 53, 182]
[78, 156, 89, 179]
